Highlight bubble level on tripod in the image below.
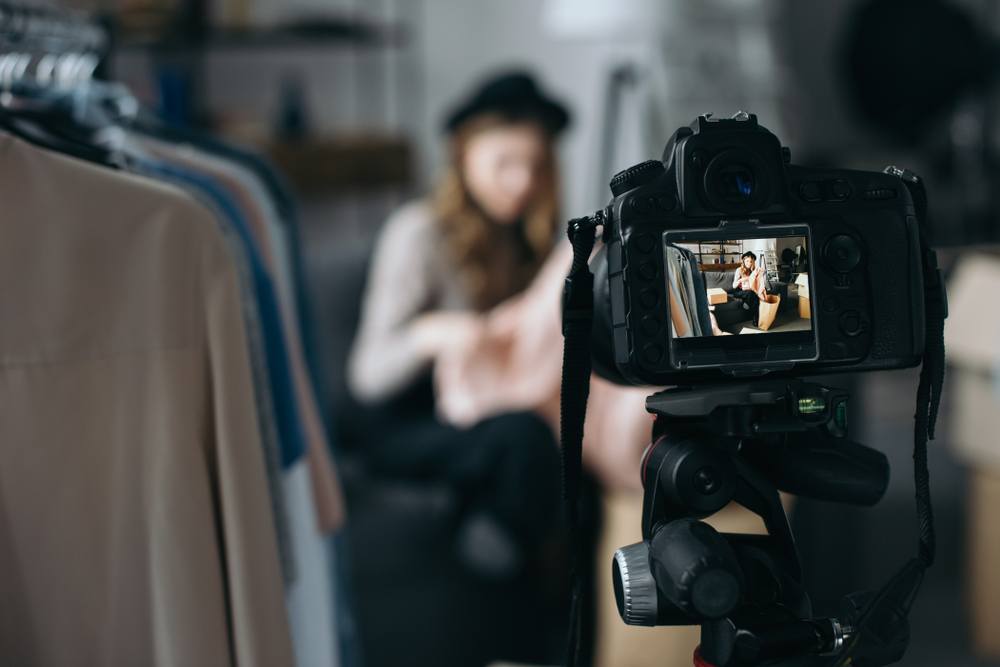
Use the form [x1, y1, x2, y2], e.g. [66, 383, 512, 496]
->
[797, 396, 826, 415]
[835, 400, 848, 428]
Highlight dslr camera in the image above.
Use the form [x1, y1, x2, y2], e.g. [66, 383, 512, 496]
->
[561, 112, 946, 666]
[591, 111, 926, 386]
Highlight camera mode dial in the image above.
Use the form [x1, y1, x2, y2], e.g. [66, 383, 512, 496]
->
[610, 160, 665, 196]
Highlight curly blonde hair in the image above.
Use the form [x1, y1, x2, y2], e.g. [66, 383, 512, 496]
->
[432, 114, 561, 311]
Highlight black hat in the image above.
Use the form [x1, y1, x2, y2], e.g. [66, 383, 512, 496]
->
[444, 70, 570, 136]
[741, 251, 757, 261]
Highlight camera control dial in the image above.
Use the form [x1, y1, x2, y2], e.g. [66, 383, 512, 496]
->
[612, 542, 659, 626]
[610, 160, 664, 196]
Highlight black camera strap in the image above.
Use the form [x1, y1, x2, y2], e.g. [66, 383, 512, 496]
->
[833, 174, 948, 667]
[898, 169, 946, 571]
[830, 170, 948, 666]
[561, 212, 602, 667]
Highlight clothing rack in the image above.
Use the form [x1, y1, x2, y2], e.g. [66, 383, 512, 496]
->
[0, 4, 352, 665]
[0, 2, 106, 89]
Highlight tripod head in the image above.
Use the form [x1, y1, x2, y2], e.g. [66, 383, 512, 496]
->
[611, 380, 919, 666]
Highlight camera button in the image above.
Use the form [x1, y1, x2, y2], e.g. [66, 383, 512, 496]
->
[839, 310, 864, 337]
[638, 261, 658, 281]
[863, 187, 897, 200]
[829, 179, 852, 201]
[640, 315, 662, 336]
[823, 234, 862, 273]
[635, 233, 656, 254]
[639, 288, 659, 309]
[630, 197, 652, 213]
[798, 182, 822, 203]
[642, 343, 664, 364]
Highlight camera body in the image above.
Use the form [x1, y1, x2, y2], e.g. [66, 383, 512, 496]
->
[596, 112, 926, 386]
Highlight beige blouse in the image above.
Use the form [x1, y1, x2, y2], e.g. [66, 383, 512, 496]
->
[348, 200, 471, 402]
[0, 132, 293, 666]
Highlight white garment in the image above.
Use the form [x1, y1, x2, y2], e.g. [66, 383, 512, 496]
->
[284, 461, 340, 667]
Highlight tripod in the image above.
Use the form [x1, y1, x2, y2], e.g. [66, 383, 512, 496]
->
[610, 380, 918, 667]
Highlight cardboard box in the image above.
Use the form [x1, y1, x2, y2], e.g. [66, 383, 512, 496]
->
[798, 294, 811, 320]
[970, 469, 1000, 659]
[707, 287, 728, 305]
[794, 273, 810, 299]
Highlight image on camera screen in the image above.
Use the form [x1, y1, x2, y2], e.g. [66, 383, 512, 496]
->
[664, 236, 812, 337]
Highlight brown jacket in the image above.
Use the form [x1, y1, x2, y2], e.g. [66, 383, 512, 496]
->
[0, 133, 293, 666]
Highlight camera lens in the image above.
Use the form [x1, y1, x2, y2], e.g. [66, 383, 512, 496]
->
[714, 164, 756, 203]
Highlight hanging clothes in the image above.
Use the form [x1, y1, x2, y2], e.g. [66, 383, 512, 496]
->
[665, 246, 694, 337]
[125, 129, 357, 667]
[665, 244, 706, 337]
[124, 136, 344, 667]
[687, 251, 713, 336]
[130, 135, 344, 531]
[0, 25, 350, 667]
[0, 130, 294, 666]
[131, 122, 335, 435]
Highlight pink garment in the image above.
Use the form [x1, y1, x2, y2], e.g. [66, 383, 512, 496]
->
[434, 242, 652, 491]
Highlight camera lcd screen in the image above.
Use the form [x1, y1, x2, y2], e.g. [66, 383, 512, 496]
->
[662, 226, 818, 370]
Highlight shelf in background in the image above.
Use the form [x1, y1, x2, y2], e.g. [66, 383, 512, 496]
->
[263, 134, 412, 195]
[115, 17, 408, 52]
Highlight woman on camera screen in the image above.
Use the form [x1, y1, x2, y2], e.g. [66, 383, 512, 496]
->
[348, 70, 568, 578]
[732, 250, 767, 326]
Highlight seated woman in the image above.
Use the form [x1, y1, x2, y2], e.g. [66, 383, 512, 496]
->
[348, 71, 569, 579]
[731, 250, 767, 326]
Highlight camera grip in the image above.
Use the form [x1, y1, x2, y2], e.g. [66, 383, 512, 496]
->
[744, 436, 890, 506]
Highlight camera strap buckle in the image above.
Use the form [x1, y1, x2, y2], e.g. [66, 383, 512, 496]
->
[567, 210, 602, 239]
[922, 248, 948, 321]
[561, 273, 594, 336]
[562, 213, 602, 336]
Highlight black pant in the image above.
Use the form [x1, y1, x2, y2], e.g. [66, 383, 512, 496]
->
[366, 410, 562, 548]
[732, 289, 760, 325]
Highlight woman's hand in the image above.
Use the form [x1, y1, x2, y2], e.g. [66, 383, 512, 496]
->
[434, 324, 514, 427]
[411, 311, 485, 358]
